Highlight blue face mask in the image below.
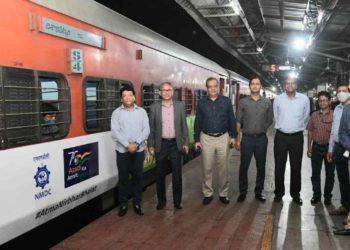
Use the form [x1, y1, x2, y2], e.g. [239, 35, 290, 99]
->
[43, 120, 56, 125]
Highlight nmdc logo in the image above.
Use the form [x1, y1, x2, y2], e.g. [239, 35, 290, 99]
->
[34, 164, 51, 189]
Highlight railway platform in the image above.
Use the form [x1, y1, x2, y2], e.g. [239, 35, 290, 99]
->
[53, 131, 350, 249]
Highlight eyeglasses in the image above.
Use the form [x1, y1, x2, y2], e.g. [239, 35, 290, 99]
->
[160, 89, 173, 92]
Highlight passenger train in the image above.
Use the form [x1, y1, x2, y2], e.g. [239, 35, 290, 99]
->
[0, 0, 271, 244]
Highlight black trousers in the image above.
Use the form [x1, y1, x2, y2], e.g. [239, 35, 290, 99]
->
[116, 151, 145, 206]
[239, 134, 268, 195]
[310, 143, 335, 199]
[274, 130, 304, 198]
[155, 140, 182, 206]
[333, 143, 350, 210]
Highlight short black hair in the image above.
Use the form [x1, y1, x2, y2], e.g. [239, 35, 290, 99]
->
[205, 77, 218, 88]
[337, 83, 350, 90]
[317, 91, 331, 100]
[120, 84, 135, 97]
[249, 77, 261, 86]
[41, 103, 58, 116]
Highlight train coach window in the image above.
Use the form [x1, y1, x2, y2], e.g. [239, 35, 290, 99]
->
[142, 84, 160, 115]
[173, 88, 182, 101]
[181, 88, 193, 115]
[194, 89, 207, 112]
[84, 78, 130, 133]
[39, 76, 70, 142]
[0, 67, 70, 149]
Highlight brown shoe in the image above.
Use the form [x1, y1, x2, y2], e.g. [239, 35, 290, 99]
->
[329, 206, 348, 216]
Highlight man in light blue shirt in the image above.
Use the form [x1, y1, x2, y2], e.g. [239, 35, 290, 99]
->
[111, 85, 150, 216]
[328, 84, 350, 217]
[273, 78, 310, 205]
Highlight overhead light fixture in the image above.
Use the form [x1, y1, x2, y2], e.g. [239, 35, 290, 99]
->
[317, 10, 324, 24]
[229, 1, 240, 15]
[288, 71, 298, 79]
[257, 47, 263, 52]
[292, 38, 307, 51]
[303, 15, 308, 26]
[325, 58, 330, 70]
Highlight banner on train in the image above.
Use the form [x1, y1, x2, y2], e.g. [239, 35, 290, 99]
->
[63, 142, 99, 188]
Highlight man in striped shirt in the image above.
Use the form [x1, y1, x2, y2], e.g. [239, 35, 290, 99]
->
[306, 91, 334, 205]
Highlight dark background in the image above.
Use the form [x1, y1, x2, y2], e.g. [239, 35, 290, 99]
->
[95, 0, 252, 78]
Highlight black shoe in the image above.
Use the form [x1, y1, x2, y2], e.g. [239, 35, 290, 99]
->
[133, 204, 144, 215]
[324, 197, 332, 205]
[118, 205, 127, 217]
[237, 194, 246, 202]
[274, 196, 282, 203]
[156, 202, 166, 210]
[334, 228, 350, 235]
[255, 194, 266, 202]
[219, 196, 230, 204]
[311, 197, 321, 205]
[203, 196, 213, 205]
[293, 197, 303, 205]
[174, 204, 183, 209]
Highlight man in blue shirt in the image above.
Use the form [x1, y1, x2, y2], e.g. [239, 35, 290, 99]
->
[194, 77, 237, 205]
[328, 84, 350, 216]
[273, 78, 310, 205]
[111, 85, 150, 216]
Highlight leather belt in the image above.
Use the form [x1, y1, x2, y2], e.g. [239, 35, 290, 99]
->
[203, 131, 227, 137]
[313, 142, 329, 147]
[162, 138, 176, 142]
[243, 133, 266, 137]
[277, 130, 303, 136]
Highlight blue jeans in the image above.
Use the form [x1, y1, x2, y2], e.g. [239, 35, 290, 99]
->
[116, 151, 145, 206]
[239, 133, 268, 195]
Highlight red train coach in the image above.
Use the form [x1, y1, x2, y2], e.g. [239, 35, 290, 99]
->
[0, 0, 232, 244]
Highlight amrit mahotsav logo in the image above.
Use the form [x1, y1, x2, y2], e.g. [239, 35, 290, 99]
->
[63, 142, 99, 188]
[34, 164, 51, 189]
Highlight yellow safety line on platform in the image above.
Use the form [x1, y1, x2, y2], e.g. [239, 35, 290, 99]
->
[261, 214, 274, 250]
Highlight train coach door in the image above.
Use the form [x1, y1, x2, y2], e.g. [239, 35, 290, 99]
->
[219, 77, 226, 96]
[234, 82, 240, 112]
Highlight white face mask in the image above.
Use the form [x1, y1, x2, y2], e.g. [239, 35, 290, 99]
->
[337, 92, 350, 103]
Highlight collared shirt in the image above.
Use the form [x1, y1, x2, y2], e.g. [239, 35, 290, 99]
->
[306, 109, 333, 145]
[339, 103, 350, 150]
[111, 104, 150, 153]
[328, 104, 344, 152]
[236, 96, 273, 134]
[194, 95, 237, 142]
[274, 92, 310, 133]
[162, 102, 175, 139]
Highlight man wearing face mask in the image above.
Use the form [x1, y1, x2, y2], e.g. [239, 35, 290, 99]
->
[333, 84, 350, 235]
[328, 84, 350, 219]
[41, 103, 59, 140]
